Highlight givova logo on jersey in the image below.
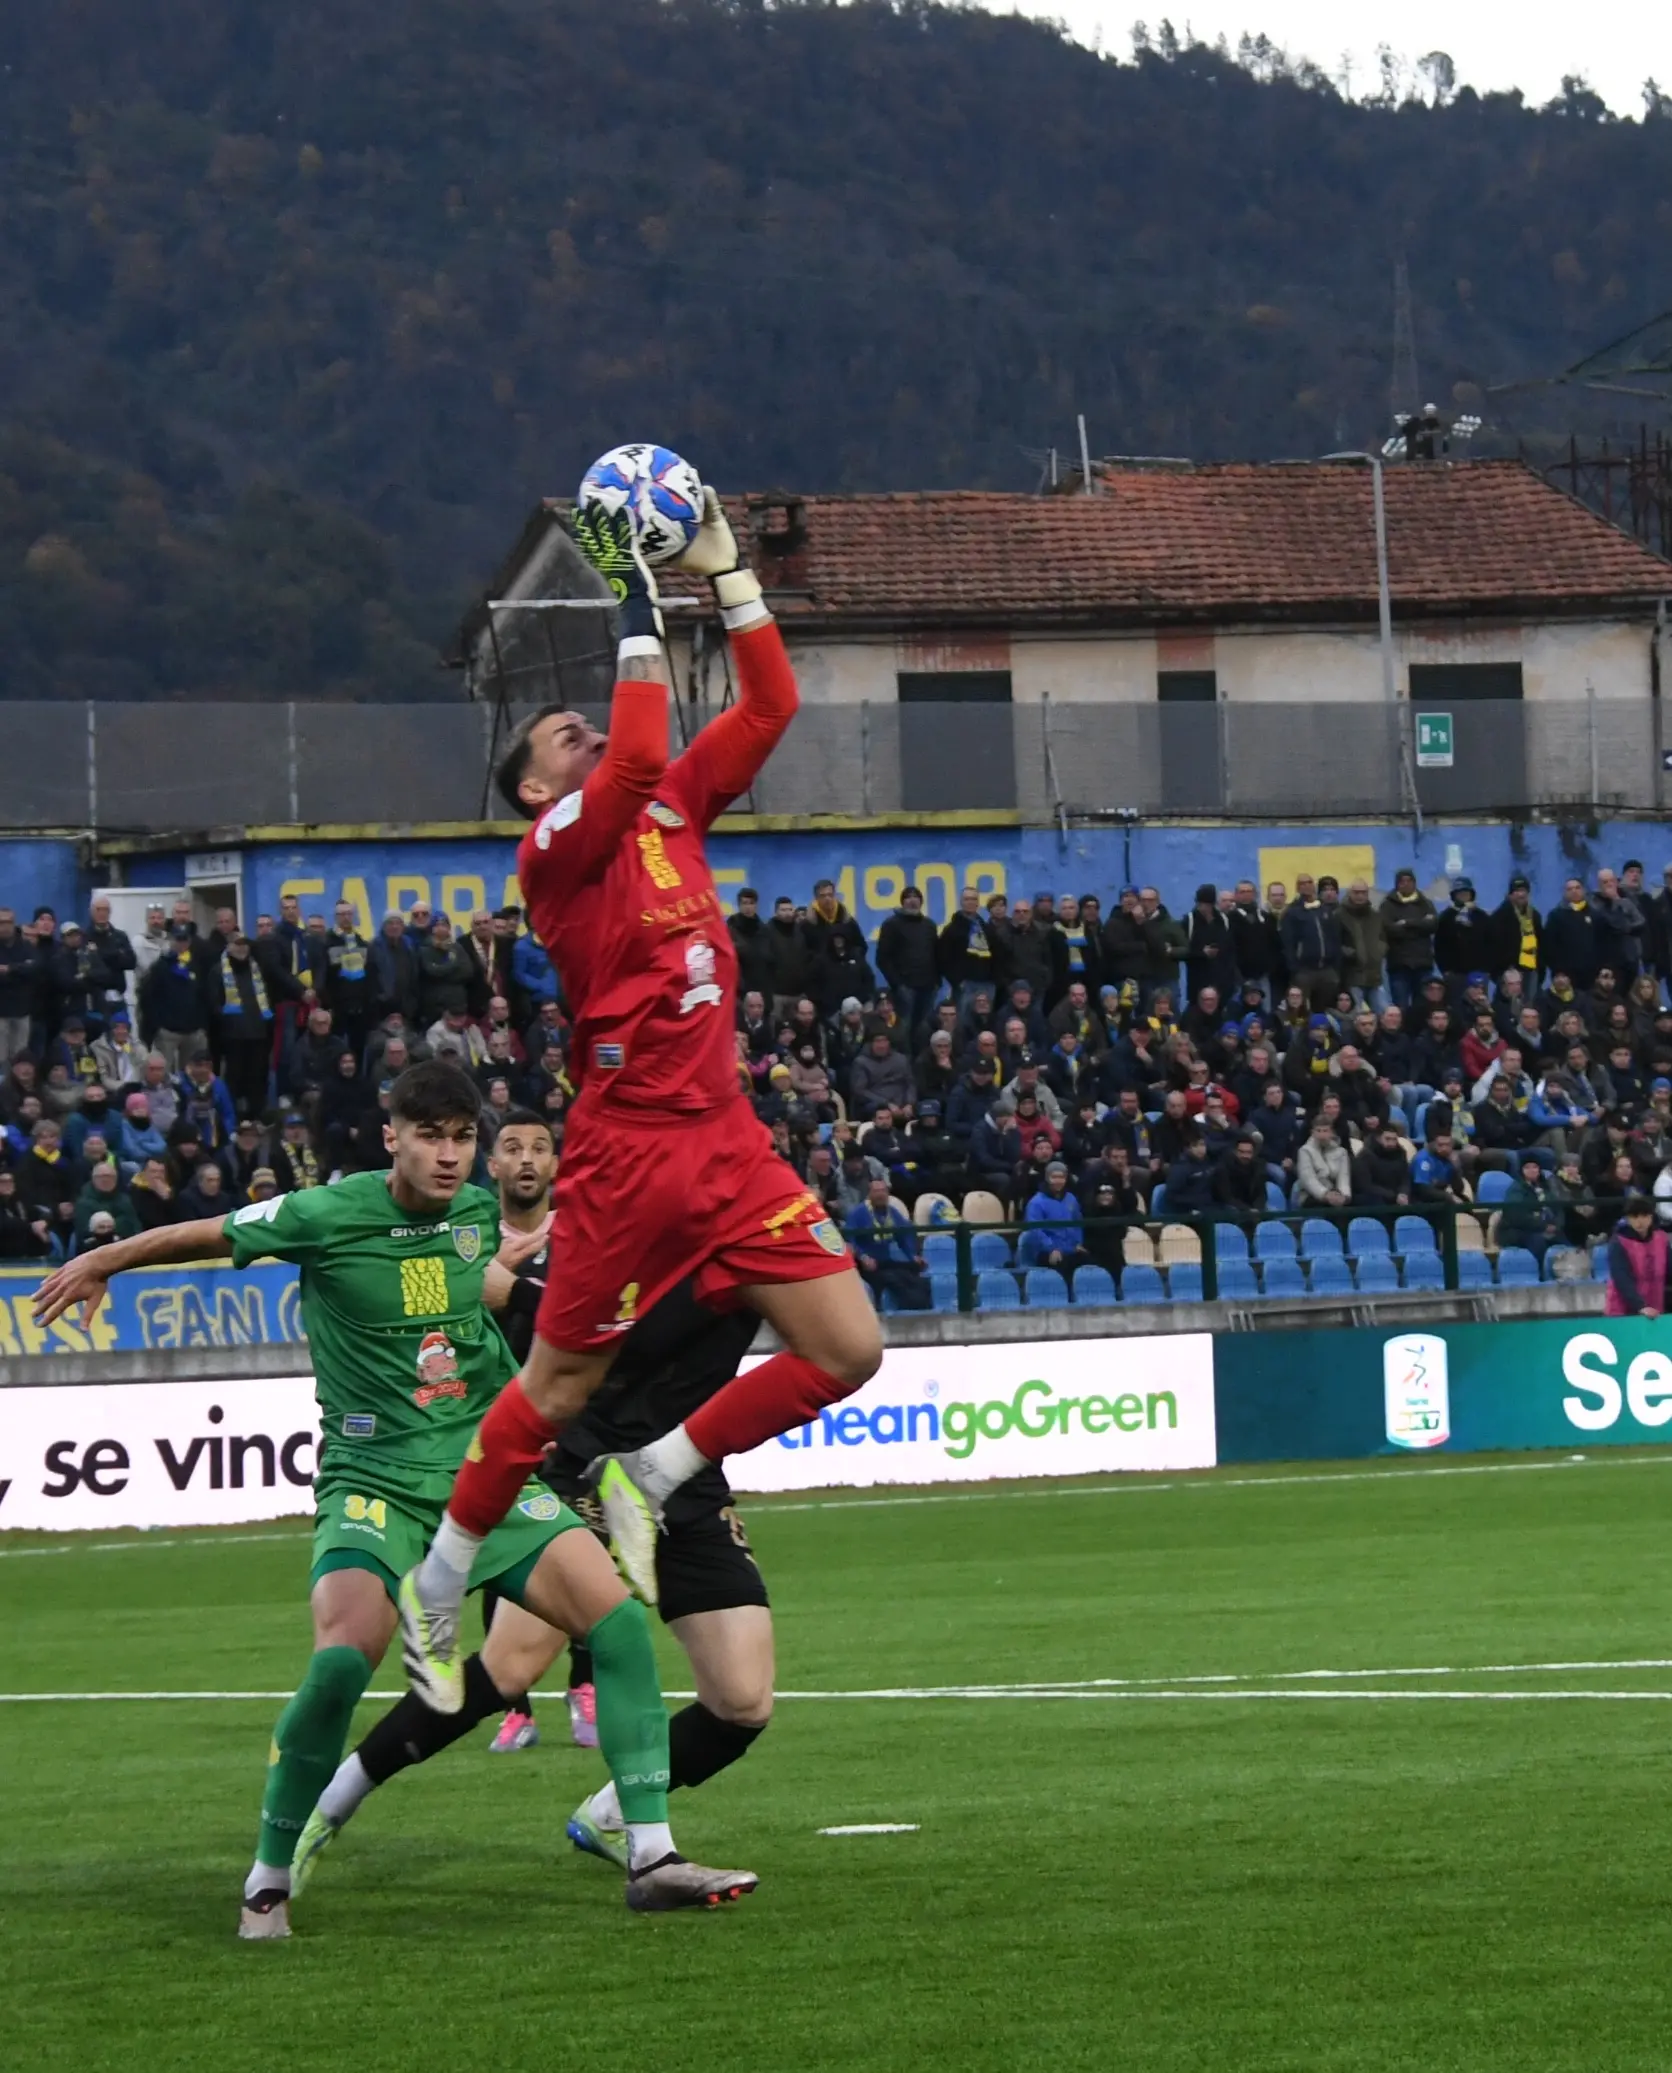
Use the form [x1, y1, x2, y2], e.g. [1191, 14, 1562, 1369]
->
[1384, 1333, 1450, 1450]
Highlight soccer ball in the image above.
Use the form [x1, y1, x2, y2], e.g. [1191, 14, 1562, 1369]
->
[578, 443, 705, 566]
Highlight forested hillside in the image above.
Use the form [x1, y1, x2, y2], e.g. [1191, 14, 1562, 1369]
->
[3, 0, 1671, 698]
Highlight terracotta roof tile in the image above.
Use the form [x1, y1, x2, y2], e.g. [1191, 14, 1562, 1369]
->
[697, 462, 1672, 630]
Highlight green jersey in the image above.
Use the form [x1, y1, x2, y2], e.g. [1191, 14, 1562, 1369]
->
[222, 1171, 514, 1504]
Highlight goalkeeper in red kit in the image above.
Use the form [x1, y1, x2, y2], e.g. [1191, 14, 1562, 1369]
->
[398, 480, 883, 1709]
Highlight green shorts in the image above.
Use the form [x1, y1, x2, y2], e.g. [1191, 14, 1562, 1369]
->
[310, 1475, 584, 1608]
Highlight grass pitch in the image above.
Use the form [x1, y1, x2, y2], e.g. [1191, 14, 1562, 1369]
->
[7, 1450, 1672, 2072]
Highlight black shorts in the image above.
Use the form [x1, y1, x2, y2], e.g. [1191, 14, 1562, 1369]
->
[541, 1455, 770, 1625]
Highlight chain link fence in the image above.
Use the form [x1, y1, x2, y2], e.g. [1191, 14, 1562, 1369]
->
[0, 696, 1658, 831]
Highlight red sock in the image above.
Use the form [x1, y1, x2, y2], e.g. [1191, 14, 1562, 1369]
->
[448, 1379, 561, 1538]
[684, 1352, 858, 1462]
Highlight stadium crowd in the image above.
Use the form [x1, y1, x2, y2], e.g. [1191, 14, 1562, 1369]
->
[4, 865, 1672, 1315]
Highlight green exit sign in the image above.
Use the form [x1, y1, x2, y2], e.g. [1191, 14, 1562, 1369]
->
[1416, 712, 1454, 767]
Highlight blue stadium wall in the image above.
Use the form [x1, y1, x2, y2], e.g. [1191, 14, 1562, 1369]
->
[6, 820, 1670, 934]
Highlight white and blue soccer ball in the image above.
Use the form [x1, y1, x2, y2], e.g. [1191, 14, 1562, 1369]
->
[578, 442, 704, 566]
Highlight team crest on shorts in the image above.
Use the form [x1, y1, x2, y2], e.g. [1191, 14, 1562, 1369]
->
[451, 1224, 482, 1263]
[517, 1491, 563, 1522]
[646, 800, 685, 829]
[810, 1218, 847, 1256]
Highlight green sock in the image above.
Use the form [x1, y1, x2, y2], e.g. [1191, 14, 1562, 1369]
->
[585, 1598, 671, 1825]
[255, 1645, 373, 1870]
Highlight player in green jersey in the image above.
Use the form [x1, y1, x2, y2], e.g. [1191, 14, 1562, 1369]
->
[32, 1060, 756, 1935]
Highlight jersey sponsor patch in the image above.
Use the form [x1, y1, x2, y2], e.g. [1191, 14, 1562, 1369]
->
[341, 1413, 377, 1438]
[594, 1042, 625, 1070]
[679, 936, 723, 1015]
[533, 791, 584, 849]
[399, 1255, 450, 1316]
[516, 1491, 564, 1522]
[646, 800, 686, 829]
[451, 1223, 482, 1264]
[414, 1329, 468, 1407]
[810, 1217, 847, 1256]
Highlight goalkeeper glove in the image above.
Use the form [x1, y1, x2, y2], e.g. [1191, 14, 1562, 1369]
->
[571, 500, 663, 644]
[674, 487, 764, 625]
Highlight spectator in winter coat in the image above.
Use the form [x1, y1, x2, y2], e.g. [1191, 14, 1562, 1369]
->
[1337, 882, 1387, 1004]
[1047, 980, 1108, 1058]
[1022, 1161, 1088, 1272]
[1487, 876, 1543, 986]
[725, 890, 777, 1004]
[1500, 1156, 1563, 1262]
[0, 1165, 52, 1258]
[1226, 882, 1280, 1005]
[1434, 880, 1492, 989]
[813, 930, 875, 1021]
[937, 886, 1002, 1002]
[1543, 882, 1601, 992]
[1213, 1134, 1270, 1220]
[1471, 1076, 1541, 1166]
[48, 923, 113, 1037]
[1352, 1121, 1413, 1206]
[1161, 1133, 1217, 1214]
[803, 880, 853, 961]
[16, 1116, 79, 1248]
[1279, 878, 1343, 1008]
[998, 897, 1057, 1001]
[367, 914, 421, 1026]
[968, 1108, 1023, 1201]
[416, 917, 474, 1025]
[177, 1051, 237, 1152]
[876, 887, 942, 1042]
[73, 1161, 140, 1248]
[138, 925, 210, 1073]
[1296, 1117, 1351, 1207]
[116, 1092, 168, 1180]
[289, 1007, 349, 1100]
[125, 1156, 181, 1230]
[0, 906, 37, 1069]
[1100, 888, 1151, 995]
[1592, 868, 1646, 982]
[946, 1060, 1000, 1146]
[509, 922, 557, 1015]
[1184, 884, 1237, 1006]
[1605, 1197, 1667, 1317]
[85, 897, 137, 1027]
[844, 1177, 930, 1310]
[1137, 888, 1189, 1004]
[1377, 870, 1438, 1010]
[1459, 1010, 1507, 1087]
[1050, 897, 1101, 1007]
[1411, 1132, 1470, 1205]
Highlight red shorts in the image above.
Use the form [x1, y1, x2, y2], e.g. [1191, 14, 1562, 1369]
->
[535, 1099, 853, 1352]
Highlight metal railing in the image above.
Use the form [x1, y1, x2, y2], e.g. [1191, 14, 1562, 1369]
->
[0, 695, 1658, 831]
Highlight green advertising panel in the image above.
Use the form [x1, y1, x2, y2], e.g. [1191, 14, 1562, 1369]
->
[1214, 1315, 1672, 1464]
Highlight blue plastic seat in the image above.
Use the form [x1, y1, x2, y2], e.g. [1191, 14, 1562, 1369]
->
[1308, 1255, 1354, 1298]
[1214, 1223, 1250, 1261]
[1497, 1246, 1541, 1287]
[1071, 1264, 1118, 1307]
[1150, 1184, 1168, 1216]
[1024, 1267, 1070, 1309]
[1261, 1258, 1308, 1299]
[1301, 1218, 1344, 1259]
[1349, 1217, 1392, 1257]
[1016, 1227, 1055, 1268]
[1476, 1170, 1513, 1205]
[923, 1233, 957, 1273]
[1217, 1259, 1260, 1302]
[1457, 1250, 1494, 1290]
[970, 1230, 1013, 1271]
[1265, 1182, 1287, 1211]
[930, 1271, 962, 1312]
[1168, 1262, 1204, 1302]
[1253, 1220, 1298, 1261]
[1395, 1215, 1439, 1256]
[1403, 1253, 1445, 1293]
[1120, 1264, 1167, 1307]
[1355, 1254, 1401, 1294]
[975, 1268, 1022, 1310]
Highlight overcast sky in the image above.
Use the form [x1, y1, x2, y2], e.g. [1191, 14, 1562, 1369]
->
[999, 0, 1671, 116]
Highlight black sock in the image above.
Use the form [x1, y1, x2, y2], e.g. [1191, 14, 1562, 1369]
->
[668, 1702, 765, 1790]
[357, 1654, 508, 1786]
[569, 1642, 594, 1688]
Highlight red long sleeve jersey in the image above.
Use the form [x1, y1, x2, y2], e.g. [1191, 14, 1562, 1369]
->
[517, 621, 799, 1116]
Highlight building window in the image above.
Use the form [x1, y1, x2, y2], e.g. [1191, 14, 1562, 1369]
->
[1157, 670, 1218, 702]
[896, 671, 1013, 704]
[1408, 663, 1524, 701]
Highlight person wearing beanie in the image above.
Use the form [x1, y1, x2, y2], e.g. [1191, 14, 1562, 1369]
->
[1487, 873, 1543, 985]
[1186, 882, 1237, 1009]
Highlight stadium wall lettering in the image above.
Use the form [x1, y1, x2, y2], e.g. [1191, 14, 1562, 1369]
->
[6, 815, 1666, 936]
[1213, 1315, 1672, 1462]
[0, 1264, 302, 1359]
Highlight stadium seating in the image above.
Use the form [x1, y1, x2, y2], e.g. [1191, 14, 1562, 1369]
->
[1168, 1262, 1204, 1302]
[1455, 1215, 1486, 1253]
[961, 1189, 1007, 1224]
[1348, 1217, 1393, 1257]
[1015, 1227, 1055, 1268]
[1301, 1219, 1345, 1260]
[1024, 1268, 1070, 1308]
[1476, 1170, 1513, 1205]
[1123, 1228, 1158, 1268]
[1261, 1258, 1308, 1299]
[1215, 1222, 1251, 1261]
[1072, 1265, 1118, 1306]
[1265, 1182, 1287, 1211]
[1395, 1215, 1439, 1255]
[1496, 1246, 1541, 1287]
[1308, 1255, 1354, 1299]
[913, 1191, 955, 1226]
[1355, 1254, 1401, 1294]
[1149, 1185, 1168, 1215]
[970, 1231, 1012, 1271]
[1120, 1264, 1167, 1306]
[923, 1233, 957, 1273]
[975, 1268, 1022, 1310]
[1254, 1220, 1298, 1262]
[930, 1271, 961, 1312]
[1217, 1260, 1260, 1302]
[1156, 1222, 1202, 1265]
[1592, 1246, 1611, 1282]
[1457, 1251, 1494, 1290]
[1403, 1253, 1445, 1292]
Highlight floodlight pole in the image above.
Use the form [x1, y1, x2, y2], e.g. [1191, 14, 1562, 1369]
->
[1323, 450, 1422, 835]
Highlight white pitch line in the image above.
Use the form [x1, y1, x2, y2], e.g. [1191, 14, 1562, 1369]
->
[0, 1529, 311, 1561]
[820, 1823, 920, 1835]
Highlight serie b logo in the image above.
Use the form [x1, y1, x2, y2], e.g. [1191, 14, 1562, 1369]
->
[1383, 1332, 1450, 1450]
